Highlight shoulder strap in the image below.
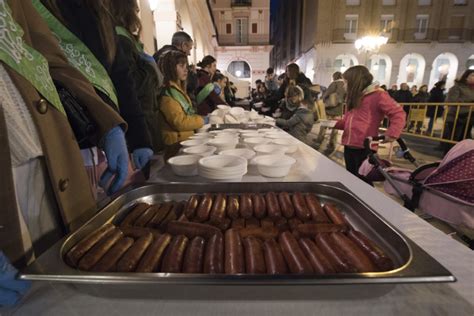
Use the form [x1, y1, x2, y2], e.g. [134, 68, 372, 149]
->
[115, 26, 144, 53]
[196, 83, 216, 105]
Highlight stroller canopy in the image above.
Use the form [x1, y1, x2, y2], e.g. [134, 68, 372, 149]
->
[424, 140, 474, 203]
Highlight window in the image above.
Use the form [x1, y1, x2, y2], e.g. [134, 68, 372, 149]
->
[380, 15, 394, 33]
[382, 0, 396, 5]
[449, 15, 465, 39]
[415, 14, 429, 34]
[346, 0, 360, 5]
[418, 0, 431, 5]
[345, 15, 358, 34]
[453, 0, 467, 5]
[226, 23, 232, 34]
[235, 18, 248, 44]
[252, 23, 258, 34]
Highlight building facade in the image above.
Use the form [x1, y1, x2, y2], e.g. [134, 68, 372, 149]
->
[209, 0, 273, 90]
[138, 0, 217, 65]
[272, 0, 474, 89]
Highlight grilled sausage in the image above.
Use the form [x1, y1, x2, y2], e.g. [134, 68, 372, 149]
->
[91, 237, 134, 272]
[239, 193, 254, 219]
[120, 226, 161, 240]
[315, 233, 357, 273]
[147, 202, 174, 228]
[217, 217, 232, 231]
[166, 221, 221, 239]
[347, 230, 394, 271]
[226, 195, 240, 219]
[292, 192, 311, 221]
[116, 232, 153, 272]
[134, 204, 161, 227]
[243, 237, 266, 274]
[265, 192, 282, 219]
[323, 203, 350, 227]
[182, 236, 206, 273]
[238, 227, 279, 240]
[136, 233, 172, 272]
[195, 193, 214, 223]
[159, 201, 182, 230]
[231, 218, 245, 229]
[260, 218, 274, 229]
[296, 223, 348, 237]
[304, 194, 329, 223]
[78, 228, 123, 271]
[120, 203, 151, 227]
[278, 192, 295, 218]
[252, 194, 267, 219]
[299, 238, 335, 274]
[161, 235, 189, 273]
[66, 223, 115, 267]
[288, 218, 303, 233]
[330, 232, 377, 272]
[245, 217, 260, 228]
[263, 239, 288, 274]
[203, 232, 224, 274]
[209, 193, 227, 225]
[184, 195, 201, 219]
[278, 231, 313, 274]
[274, 217, 289, 232]
[224, 229, 244, 274]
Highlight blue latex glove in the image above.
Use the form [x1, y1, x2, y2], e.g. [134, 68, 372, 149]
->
[132, 148, 153, 169]
[0, 251, 31, 307]
[99, 126, 129, 195]
[202, 116, 210, 125]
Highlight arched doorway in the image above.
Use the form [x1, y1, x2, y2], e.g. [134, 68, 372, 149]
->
[227, 60, 252, 79]
[398, 53, 426, 87]
[466, 54, 474, 70]
[368, 54, 392, 86]
[428, 53, 459, 89]
[334, 54, 359, 73]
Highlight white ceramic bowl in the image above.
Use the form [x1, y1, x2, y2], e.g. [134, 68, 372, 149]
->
[167, 155, 201, 176]
[254, 144, 288, 156]
[253, 154, 296, 178]
[272, 138, 300, 154]
[182, 145, 217, 157]
[189, 134, 212, 140]
[240, 132, 261, 139]
[180, 139, 209, 148]
[219, 148, 256, 161]
[243, 137, 271, 149]
[264, 132, 293, 140]
[198, 155, 247, 180]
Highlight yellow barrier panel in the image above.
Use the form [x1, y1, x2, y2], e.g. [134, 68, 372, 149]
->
[400, 103, 474, 144]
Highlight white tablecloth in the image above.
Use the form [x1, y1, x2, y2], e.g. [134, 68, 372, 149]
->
[3, 142, 474, 316]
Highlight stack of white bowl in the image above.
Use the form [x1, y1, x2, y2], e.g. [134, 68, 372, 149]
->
[253, 144, 288, 156]
[182, 145, 217, 157]
[219, 148, 256, 161]
[243, 137, 271, 149]
[252, 154, 296, 178]
[271, 137, 300, 154]
[167, 155, 201, 176]
[180, 139, 209, 148]
[198, 155, 248, 181]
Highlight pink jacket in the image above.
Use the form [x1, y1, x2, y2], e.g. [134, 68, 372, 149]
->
[334, 89, 406, 148]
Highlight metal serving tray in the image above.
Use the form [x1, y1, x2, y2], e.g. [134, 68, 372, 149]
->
[20, 182, 454, 289]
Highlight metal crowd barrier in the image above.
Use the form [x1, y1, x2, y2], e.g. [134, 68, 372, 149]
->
[400, 103, 474, 144]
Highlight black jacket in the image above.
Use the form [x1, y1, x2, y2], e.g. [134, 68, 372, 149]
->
[55, 0, 152, 151]
[394, 90, 413, 103]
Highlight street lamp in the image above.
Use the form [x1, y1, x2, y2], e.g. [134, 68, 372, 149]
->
[354, 35, 388, 66]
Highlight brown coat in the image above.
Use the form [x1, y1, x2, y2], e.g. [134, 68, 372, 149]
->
[0, 0, 126, 266]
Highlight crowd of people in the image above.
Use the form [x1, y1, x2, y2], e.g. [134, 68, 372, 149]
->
[1, 0, 473, 306]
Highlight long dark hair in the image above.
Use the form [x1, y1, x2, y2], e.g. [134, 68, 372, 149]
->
[197, 55, 216, 69]
[41, 0, 116, 64]
[456, 69, 474, 85]
[109, 0, 142, 41]
[343, 65, 373, 110]
[158, 51, 189, 90]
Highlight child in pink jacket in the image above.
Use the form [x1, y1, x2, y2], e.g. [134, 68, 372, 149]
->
[334, 66, 406, 182]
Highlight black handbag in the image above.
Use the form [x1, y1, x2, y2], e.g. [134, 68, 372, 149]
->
[54, 81, 96, 149]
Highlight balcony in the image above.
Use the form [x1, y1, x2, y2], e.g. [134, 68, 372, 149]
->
[231, 0, 251, 7]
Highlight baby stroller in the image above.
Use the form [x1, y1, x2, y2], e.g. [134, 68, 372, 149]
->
[359, 136, 474, 249]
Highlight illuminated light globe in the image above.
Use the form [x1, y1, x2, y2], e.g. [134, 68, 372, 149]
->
[354, 35, 389, 54]
[148, 0, 159, 11]
[235, 70, 242, 77]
